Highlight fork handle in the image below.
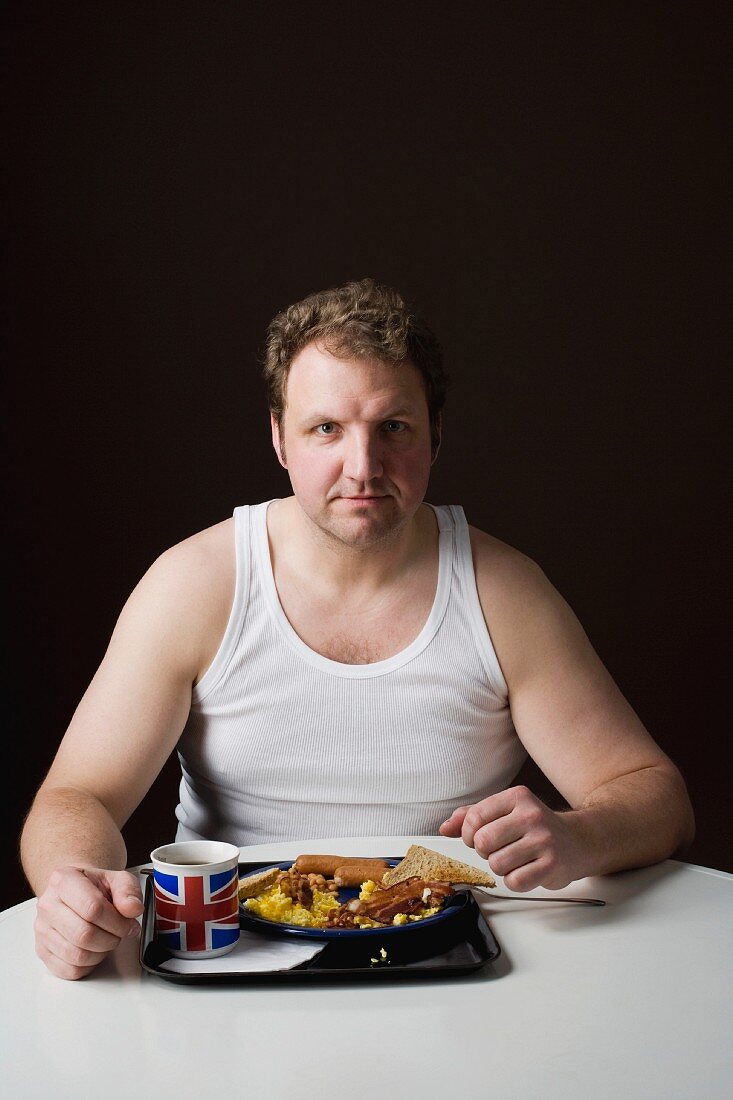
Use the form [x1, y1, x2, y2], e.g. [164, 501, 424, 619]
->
[476, 890, 605, 906]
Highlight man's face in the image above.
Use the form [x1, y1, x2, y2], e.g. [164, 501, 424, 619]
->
[271, 342, 438, 549]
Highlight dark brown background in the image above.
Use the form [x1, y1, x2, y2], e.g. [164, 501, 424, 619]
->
[3, 3, 729, 909]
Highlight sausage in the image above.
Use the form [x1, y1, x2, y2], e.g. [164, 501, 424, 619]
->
[293, 855, 391, 878]
[333, 861, 391, 887]
[293, 855, 348, 876]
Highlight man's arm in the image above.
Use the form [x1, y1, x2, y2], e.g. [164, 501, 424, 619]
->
[20, 521, 234, 977]
[441, 531, 694, 888]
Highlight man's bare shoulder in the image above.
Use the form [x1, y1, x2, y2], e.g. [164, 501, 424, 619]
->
[467, 525, 577, 685]
[152, 518, 234, 585]
[137, 517, 234, 605]
[118, 518, 235, 680]
[468, 525, 548, 599]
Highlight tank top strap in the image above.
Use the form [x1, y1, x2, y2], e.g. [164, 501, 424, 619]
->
[441, 504, 509, 702]
[190, 505, 253, 703]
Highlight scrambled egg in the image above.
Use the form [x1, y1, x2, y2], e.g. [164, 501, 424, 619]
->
[370, 947, 390, 966]
[243, 884, 340, 927]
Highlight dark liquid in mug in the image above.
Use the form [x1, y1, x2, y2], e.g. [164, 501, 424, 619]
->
[161, 859, 217, 865]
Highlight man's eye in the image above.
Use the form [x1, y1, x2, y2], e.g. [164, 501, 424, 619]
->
[316, 423, 336, 435]
[383, 420, 406, 433]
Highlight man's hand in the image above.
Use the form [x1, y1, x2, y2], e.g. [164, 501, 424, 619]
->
[439, 785, 584, 891]
[34, 866, 144, 980]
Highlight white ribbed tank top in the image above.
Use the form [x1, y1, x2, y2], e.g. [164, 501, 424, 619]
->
[174, 501, 526, 845]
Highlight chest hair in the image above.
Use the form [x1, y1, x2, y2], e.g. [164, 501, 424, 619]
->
[285, 592, 433, 664]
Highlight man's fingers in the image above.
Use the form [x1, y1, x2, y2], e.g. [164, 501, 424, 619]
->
[460, 787, 537, 847]
[107, 871, 144, 917]
[461, 794, 511, 847]
[438, 805, 470, 835]
[55, 872, 139, 940]
[35, 866, 143, 980]
[502, 858, 548, 894]
[439, 788, 575, 892]
[476, 832, 545, 877]
[43, 898, 126, 953]
[37, 937, 99, 981]
[471, 817, 528, 860]
[38, 922, 112, 972]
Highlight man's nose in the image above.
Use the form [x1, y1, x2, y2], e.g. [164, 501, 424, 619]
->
[342, 432, 383, 482]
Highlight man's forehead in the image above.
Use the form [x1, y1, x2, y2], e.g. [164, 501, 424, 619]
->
[285, 342, 426, 412]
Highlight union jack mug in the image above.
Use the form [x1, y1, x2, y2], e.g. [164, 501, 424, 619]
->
[150, 840, 240, 958]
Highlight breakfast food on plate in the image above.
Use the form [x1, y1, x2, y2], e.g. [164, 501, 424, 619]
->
[332, 860, 392, 886]
[242, 872, 452, 929]
[381, 844, 496, 889]
[326, 877, 454, 928]
[240, 846, 493, 931]
[292, 854, 351, 876]
[242, 867, 342, 927]
[293, 855, 391, 877]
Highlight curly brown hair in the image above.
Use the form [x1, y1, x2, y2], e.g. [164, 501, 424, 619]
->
[263, 278, 447, 452]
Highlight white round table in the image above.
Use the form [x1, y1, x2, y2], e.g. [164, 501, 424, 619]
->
[2, 836, 731, 1099]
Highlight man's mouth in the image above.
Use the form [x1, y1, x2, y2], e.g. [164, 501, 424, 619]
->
[339, 495, 388, 502]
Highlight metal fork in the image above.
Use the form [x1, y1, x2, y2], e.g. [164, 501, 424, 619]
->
[467, 887, 605, 906]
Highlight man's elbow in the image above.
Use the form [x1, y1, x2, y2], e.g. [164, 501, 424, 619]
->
[662, 763, 695, 857]
[673, 797, 696, 858]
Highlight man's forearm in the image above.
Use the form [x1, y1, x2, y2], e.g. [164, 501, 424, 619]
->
[20, 785, 128, 897]
[566, 764, 695, 879]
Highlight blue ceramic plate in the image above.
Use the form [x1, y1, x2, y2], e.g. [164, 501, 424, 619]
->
[239, 859, 468, 939]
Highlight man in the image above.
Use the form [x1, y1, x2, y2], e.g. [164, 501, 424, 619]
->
[20, 278, 694, 979]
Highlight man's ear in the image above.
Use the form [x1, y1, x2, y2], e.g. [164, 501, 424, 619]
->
[431, 413, 442, 464]
[271, 413, 287, 468]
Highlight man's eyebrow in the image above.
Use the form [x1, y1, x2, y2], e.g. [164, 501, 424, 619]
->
[301, 406, 416, 424]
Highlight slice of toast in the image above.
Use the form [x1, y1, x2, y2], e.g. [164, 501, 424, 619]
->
[381, 844, 496, 888]
[237, 865, 282, 900]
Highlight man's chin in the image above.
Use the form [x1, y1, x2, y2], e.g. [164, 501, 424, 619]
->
[317, 499, 408, 548]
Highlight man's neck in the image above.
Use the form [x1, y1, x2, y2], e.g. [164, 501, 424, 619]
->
[268, 496, 435, 599]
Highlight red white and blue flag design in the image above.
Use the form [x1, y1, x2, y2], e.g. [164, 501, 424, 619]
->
[154, 867, 239, 953]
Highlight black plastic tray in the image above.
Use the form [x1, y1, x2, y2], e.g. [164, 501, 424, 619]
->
[140, 859, 501, 984]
